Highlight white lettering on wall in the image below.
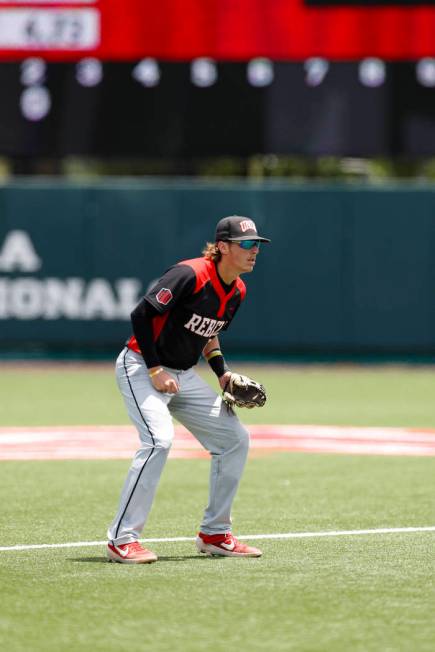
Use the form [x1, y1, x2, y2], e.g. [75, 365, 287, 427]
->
[43, 278, 85, 319]
[0, 277, 141, 320]
[0, 230, 42, 272]
[82, 279, 118, 319]
[0, 230, 142, 320]
[10, 278, 42, 319]
[115, 279, 142, 319]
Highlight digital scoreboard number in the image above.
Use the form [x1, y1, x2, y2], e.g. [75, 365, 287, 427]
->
[0, 1, 99, 50]
[0, 9, 99, 49]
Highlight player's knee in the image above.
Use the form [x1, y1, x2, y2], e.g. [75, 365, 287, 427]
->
[153, 436, 173, 451]
[235, 424, 250, 452]
[136, 418, 174, 451]
[136, 435, 172, 455]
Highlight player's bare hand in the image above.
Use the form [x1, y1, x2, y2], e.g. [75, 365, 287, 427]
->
[219, 371, 232, 391]
[150, 369, 179, 394]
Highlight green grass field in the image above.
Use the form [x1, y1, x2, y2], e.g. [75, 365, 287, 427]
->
[1, 364, 434, 651]
[1, 363, 435, 427]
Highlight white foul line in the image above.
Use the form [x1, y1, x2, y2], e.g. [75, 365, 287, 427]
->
[1, 526, 434, 553]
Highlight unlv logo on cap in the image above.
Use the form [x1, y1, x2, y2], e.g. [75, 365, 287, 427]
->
[156, 288, 173, 305]
[240, 219, 256, 233]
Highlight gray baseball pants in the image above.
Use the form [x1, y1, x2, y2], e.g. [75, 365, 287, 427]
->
[107, 347, 250, 546]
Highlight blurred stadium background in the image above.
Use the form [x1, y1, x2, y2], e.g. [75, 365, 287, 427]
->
[0, 0, 435, 359]
[1, 0, 435, 360]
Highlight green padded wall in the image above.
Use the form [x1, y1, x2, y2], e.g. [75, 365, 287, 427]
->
[1, 180, 434, 355]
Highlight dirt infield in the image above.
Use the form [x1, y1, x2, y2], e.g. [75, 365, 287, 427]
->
[1, 424, 434, 460]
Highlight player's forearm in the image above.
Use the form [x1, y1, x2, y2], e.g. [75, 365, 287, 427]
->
[203, 336, 220, 357]
[203, 337, 230, 379]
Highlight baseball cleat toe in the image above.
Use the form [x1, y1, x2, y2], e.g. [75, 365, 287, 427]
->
[196, 532, 262, 557]
[107, 541, 158, 564]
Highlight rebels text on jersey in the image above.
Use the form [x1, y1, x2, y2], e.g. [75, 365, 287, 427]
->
[127, 257, 246, 369]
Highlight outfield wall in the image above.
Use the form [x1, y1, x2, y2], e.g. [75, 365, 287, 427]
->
[1, 179, 434, 356]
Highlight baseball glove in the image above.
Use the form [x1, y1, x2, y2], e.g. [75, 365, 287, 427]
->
[222, 373, 267, 409]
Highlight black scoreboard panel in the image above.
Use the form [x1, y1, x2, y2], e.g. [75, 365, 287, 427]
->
[0, 62, 265, 158]
[0, 61, 434, 159]
[265, 63, 391, 157]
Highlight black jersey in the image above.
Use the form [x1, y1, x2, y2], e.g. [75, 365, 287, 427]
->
[127, 257, 246, 370]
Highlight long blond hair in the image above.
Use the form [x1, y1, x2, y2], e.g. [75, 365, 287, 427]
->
[202, 241, 222, 262]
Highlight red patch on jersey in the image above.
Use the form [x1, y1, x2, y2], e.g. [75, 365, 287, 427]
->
[156, 288, 173, 305]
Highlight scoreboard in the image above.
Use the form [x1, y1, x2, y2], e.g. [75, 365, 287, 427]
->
[0, 1, 434, 161]
[0, 0, 434, 61]
[1, 60, 434, 160]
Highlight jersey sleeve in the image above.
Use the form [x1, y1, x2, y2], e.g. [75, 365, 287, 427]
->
[145, 264, 196, 314]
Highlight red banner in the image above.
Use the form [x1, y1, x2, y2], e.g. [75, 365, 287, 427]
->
[0, 0, 434, 61]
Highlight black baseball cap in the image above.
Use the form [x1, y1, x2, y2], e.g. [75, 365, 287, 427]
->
[215, 215, 271, 243]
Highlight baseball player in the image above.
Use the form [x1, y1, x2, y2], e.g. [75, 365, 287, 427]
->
[107, 215, 270, 563]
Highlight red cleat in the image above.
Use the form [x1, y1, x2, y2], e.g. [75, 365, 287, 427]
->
[196, 532, 262, 557]
[107, 541, 158, 564]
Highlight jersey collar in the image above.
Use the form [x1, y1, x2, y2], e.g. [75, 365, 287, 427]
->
[210, 262, 238, 318]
